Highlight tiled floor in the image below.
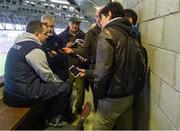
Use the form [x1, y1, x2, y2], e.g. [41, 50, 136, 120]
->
[45, 88, 95, 130]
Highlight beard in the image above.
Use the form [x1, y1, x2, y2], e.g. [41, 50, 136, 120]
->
[47, 32, 53, 36]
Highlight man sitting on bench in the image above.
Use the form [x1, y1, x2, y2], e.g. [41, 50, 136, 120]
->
[3, 20, 75, 128]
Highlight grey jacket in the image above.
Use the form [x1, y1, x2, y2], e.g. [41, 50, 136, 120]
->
[15, 32, 63, 83]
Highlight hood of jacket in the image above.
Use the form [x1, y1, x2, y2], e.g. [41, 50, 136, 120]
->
[15, 32, 42, 45]
[104, 17, 132, 36]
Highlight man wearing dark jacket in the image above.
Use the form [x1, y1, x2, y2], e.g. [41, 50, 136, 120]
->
[62, 8, 102, 111]
[58, 17, 88, 114]
[41, 14, 66, 81]
[4, 20, 74, 127]
[92, 2, 134, 129]
[124, 9, 148, 129]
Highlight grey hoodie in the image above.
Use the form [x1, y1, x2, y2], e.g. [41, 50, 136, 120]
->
[15, 32, 63, 83]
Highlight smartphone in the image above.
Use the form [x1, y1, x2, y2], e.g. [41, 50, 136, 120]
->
[72, 41, 78, 48]
[75, 39, 84, 44]
[69, 65, 80, 78]
[72, 39, 84, 47]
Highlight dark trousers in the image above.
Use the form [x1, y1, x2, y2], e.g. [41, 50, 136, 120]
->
[4, 81, 72, 121]
[44, 85, 72, 121]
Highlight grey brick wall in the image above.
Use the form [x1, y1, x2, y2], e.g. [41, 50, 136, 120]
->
[115, 0, 180, 129]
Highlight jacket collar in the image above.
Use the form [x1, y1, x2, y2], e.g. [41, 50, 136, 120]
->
[92, 24, 101, 35]
[104, 17, 132, 35]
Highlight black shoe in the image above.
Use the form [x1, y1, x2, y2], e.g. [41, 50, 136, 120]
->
[45, 119, 70, 128]
[45, 115, 70, 128]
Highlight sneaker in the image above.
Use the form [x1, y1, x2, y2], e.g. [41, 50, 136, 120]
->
[45, 115, 70, 128]
[56, 121, 70, 128]
[45, 119, 70, 128]
[76, 102, 91, 130]
[80, 102, 91, 120]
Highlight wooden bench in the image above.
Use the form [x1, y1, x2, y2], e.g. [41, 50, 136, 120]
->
[0, 99, 32, 130]
[0, 77, 45, 130]
[0, 98, 45, 130]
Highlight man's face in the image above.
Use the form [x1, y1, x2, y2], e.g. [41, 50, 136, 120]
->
[69, 22, 80, 33]
[96, 10, 102, 27]
[37, 25, 48, 43]
[42, 19, 55, 36]
[101, 13, 111, 28]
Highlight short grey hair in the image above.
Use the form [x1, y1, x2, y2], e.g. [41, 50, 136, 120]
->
[41, 14, 55, 24]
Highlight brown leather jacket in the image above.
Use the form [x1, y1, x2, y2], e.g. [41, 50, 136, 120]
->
[73, 24, 101, 64]
[73, 24, 101, 79]
[94, 18, 132, 100]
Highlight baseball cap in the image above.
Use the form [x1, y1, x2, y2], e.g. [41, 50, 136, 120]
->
[69, 17, 81, 23]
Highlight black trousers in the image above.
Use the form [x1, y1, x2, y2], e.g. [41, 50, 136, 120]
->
[4, 81, 73, 121]
[44, 86, 72, 121]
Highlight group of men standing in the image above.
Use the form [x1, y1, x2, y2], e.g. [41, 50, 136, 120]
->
[3, 1, 147, 130]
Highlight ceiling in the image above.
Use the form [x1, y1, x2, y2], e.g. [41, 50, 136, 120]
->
[67, 0, 110, 21]
[0, 0, 110, 30]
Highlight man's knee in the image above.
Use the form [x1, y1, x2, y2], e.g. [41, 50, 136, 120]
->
[58, 81, 73, 94]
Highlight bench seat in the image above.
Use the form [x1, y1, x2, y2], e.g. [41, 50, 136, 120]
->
[0, 99, 44, 130]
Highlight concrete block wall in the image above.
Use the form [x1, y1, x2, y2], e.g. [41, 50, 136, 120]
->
[115, 0, 180, 129]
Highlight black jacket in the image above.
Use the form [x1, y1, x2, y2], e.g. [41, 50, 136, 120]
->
[43, 33, 67, 81]
[58, 27, 85, 70]
[94, 18, 133, 100]
[73, 24, 101, 80]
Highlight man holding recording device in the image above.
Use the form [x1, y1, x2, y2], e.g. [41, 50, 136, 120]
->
[58, 17, 89, 114]
[62, 7, 102, 111]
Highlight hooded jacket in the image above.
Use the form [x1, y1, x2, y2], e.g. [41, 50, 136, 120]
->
[94, 17, 133, 100]
[4, 32, 63, 105]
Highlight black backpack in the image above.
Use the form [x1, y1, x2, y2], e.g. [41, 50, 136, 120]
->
[112, 25, 147, 95]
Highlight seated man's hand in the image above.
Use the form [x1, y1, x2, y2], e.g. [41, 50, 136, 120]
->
[48, 50, 57, 57]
